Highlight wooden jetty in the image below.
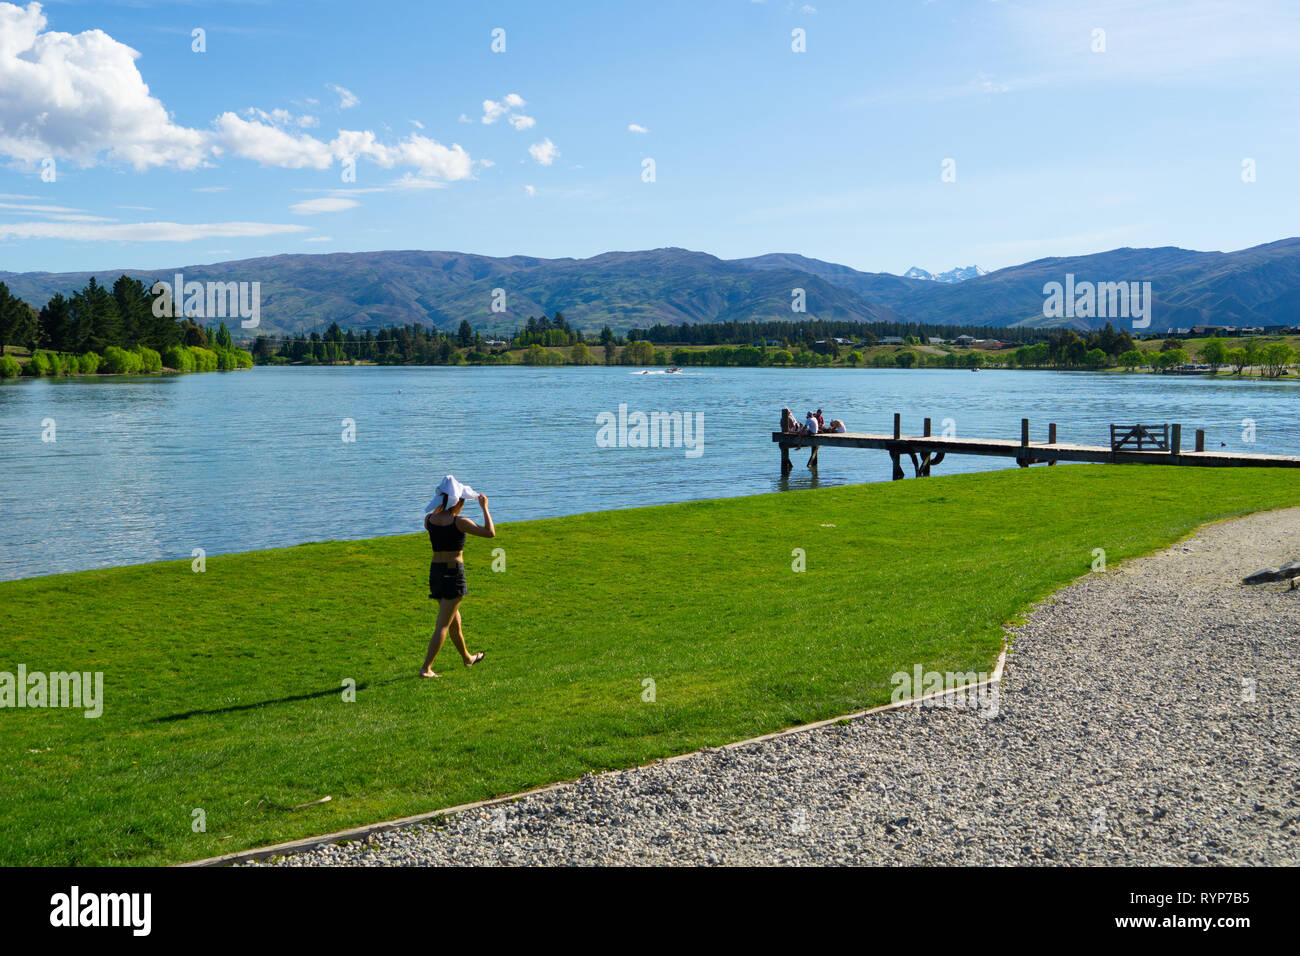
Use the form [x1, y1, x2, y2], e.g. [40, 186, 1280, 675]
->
[774, 414, 1300, 479]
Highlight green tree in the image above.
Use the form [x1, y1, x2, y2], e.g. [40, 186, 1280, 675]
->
[457, 320, 474, 348]
[1198, 336, 1227, 370]
[0, 283, 37, 353]
[620, 340, 654, 365]
[212, 321, 233, 350]
[180, 318, 208, 347]
[68, 278, 121, 354]
[1225, 347, 1249, 374]
[1117, 349, 1143, 370]
[1259, 342, 1294, 379]
[37, 294, 73, 352]
[896, 350, 917, 368]
[111, 275, 151, 347]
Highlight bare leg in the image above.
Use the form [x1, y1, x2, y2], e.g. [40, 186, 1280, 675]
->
[449, 613, 486, 665]
[420, 597, 462, 678]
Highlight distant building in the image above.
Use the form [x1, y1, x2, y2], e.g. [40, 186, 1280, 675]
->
[928, 337, 946, 345]
[954, 334, 976, 346]
[881, 336, 904, 345]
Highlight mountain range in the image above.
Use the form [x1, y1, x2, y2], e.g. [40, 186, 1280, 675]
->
[3, 238, 1298, 337]
[903, 265, 988, 283]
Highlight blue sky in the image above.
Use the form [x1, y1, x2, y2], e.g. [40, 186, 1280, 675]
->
[2, 0, 1298, 276]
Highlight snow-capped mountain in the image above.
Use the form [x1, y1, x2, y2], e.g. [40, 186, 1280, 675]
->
[903, 265, 988, 283]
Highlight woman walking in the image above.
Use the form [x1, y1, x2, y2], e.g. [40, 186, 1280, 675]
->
[420, 475, 495, 678]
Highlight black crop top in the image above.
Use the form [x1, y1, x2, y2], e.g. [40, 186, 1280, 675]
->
[426, 514, 467, 551]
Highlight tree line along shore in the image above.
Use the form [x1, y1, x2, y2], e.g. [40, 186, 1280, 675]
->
[244, 314, 1298, 378]
[4, 284, 1295, 379]
[0, 277, 253, 379]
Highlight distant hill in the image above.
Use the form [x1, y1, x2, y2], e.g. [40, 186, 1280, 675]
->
[3, 239, 1298, 337]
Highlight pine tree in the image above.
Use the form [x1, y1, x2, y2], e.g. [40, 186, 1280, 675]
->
[0, 283, 37, 353]
[111, 275, 150, 347]
[37, 294, 73, 351]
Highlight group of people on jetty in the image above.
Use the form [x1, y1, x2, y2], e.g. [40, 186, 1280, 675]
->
[781, 407, 847, 443]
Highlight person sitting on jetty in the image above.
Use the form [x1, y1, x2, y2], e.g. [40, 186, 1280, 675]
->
[827, 418, 847, 433]
[781, 407, 803, 434]
[420, 474, 495, 679]
[805, 410, 819, 435]
[814, 409, 826, 431]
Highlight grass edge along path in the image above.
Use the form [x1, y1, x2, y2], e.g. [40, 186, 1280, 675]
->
[3, 465, 1298, 865]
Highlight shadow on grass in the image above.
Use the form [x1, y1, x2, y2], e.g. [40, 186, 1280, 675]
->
[150, 680, 384, 723]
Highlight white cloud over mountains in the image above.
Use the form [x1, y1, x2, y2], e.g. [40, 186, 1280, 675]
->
[0, 2, 473, 182]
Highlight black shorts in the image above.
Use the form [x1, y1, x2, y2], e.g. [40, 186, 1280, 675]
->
[429, 561, 468, 600]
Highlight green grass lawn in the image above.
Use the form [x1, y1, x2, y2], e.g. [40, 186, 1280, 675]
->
[3, 465, 1299, 865]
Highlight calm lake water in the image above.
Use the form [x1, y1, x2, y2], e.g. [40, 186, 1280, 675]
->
[2, 366, 1297, 581]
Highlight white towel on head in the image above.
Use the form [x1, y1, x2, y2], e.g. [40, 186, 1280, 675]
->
[425, 474, 479, 513]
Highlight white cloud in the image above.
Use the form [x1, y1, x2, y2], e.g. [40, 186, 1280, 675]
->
[410, 119, 424, 129]
[0, 200, 114, 222]
[528, 138, 559, 166]
[482, 93, 534, 130]
[213, 112, 335, 168]
[628, 124, 649, 134]
[211, 116, 474, 181]
[524, 185, 535, 197]
[0, 201, 84, 214]
[0, 220, 309, 241]
[0, 1, 208, 169]
[194, 186, 230, 193]
[387, 173, 449, 190]
[303, 236, 333, 242]
[0, 3, 477, 186]
[290, 197, 360, 215]
[328, 83, 360, 109]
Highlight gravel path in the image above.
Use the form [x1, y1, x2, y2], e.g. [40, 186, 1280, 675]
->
[257, 508, 1300, 866]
